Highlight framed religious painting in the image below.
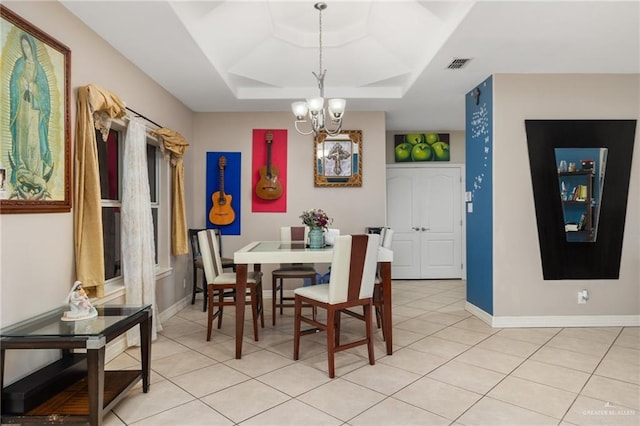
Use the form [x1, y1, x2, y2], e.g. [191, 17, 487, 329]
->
[314, 130, 362, 187]
[0, 6, 71, 213]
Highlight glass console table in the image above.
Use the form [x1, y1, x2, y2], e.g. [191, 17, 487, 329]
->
[1, 305, 152, 426]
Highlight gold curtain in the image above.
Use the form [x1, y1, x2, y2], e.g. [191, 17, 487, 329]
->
[74, 84, 126, 297]
[152, 128, 189, 256]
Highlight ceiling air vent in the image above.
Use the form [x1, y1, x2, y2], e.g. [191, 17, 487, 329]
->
[447, 58, 471, 69]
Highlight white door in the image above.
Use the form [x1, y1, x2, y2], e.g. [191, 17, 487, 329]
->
[387, 170, 422, 278]
[387, 166, 463, 279]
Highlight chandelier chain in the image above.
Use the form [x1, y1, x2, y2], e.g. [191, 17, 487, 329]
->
[318, 5, 323, 77]
[291, 1, 345, 137]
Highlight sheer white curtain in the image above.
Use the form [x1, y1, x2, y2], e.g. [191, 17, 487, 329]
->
[122, 119, 161, 345]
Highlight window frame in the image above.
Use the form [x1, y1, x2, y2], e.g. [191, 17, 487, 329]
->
[98, 120, 172, 289]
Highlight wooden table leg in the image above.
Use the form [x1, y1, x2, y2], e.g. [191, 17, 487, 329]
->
[140, 311, 152, 392]
[235, 263, 248, 359]
[0, 348, 5, 399]
[380, 262, 393, 355]
[86, 344, 105, 426]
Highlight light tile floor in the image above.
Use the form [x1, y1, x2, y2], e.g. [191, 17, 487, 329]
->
[104, 280, 639, 425]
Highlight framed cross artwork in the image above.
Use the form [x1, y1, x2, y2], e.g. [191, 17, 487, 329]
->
[314, 130, 362, 187]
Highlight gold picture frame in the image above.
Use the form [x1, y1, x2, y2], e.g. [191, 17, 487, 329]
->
[0, 6, 71, 213]
[314, 130, 362, 187]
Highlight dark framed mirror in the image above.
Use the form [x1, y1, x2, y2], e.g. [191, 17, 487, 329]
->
[526, 119, 636, 280]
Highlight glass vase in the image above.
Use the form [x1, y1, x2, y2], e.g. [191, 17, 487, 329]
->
[308, 227, 325, 249]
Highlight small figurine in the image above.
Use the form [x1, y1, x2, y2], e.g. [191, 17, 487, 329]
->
[61, 281, 98, 321]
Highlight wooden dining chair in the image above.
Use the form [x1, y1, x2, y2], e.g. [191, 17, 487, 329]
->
[188, 228, 207, 311]
[374, 228, 394, 337]
[189, 228, 235, 312]
[198, 229, 264, 341]
[293, 233, 380, 378]
[271, 226, 317, 325]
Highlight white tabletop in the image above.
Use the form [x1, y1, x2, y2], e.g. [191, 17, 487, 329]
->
[234, 241, 393, 265]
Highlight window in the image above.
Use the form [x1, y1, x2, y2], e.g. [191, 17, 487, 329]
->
[96, 124, 167, 282]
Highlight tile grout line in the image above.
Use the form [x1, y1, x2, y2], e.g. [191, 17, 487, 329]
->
[448, 325, 564, 424]
[126, 283, 637, 426]
[556, 326, 627, 424]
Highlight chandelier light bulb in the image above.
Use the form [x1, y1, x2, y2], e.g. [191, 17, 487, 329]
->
[307, 97, 324, 114]
[328, 98, 346, 119]
[292, 102, 308, 120]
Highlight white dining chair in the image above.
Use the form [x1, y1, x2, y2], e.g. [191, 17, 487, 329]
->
[374, 228, 394, 337]
[324, 228, 340, 246]
[271, 226, 317, 325]
[293, 233, 380, 378]
[198, 229, 264, 341]
[342, 227, 393, 339]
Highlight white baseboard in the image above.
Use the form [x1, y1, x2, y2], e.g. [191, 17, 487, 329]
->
[159, 296, 190, 324]
[465, 302, 640, 328]
[465, 302, 493, 326]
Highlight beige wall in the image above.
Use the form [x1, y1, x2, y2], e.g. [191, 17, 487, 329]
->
[0, 2, 389, 385]
[2, 1, 637, 387]
[187, 111, 388, 279]
[0, 1, 193, 383]
[492, 74, 640, 318]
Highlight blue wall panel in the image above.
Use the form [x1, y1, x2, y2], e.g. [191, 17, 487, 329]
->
[206, 152, 241, 235]
[465, 76, 493, 314]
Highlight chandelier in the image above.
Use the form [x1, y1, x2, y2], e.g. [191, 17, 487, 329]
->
[291, 2, 346, 136]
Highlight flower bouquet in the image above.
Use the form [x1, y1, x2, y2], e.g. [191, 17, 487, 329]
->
[300, 208, 333, 230]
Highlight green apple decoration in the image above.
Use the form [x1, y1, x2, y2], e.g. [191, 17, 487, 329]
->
[404, 133, 425, 146]
[425, 133, 439, 145]
[431, 141, 450, 161]
[395, 142, 412, 162]
[411, 143, 433, 161]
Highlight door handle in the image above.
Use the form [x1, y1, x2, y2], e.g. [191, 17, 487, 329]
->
[421, 227, 430, 231]
[412, 227, 420, 231]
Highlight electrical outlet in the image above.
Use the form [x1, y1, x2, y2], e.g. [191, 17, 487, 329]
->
[578, 289, 589, 304]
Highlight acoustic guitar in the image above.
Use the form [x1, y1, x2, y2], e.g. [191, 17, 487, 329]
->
[256, 131, 283, 200]
[209, 156, 235, 226]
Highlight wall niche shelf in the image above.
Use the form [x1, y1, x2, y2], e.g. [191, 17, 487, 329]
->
[558, 169, 594, 242]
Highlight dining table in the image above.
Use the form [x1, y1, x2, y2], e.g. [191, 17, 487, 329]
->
[232, 240, 394, 359]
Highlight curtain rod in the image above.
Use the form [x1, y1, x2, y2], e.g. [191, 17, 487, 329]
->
[125, 106, 162, 129]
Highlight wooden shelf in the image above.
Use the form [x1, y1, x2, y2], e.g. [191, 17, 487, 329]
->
[558, 170, 594, 176]
[1, 305, 151, 426]
[2, 371, 141, 423]
[562, 200, 590, 204]
[559, 168, 594, 240]
[29, 370, 140, 415]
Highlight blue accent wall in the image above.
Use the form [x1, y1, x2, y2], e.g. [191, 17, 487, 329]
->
[465, 76, 493, 314]
[206, 152, 241, 235]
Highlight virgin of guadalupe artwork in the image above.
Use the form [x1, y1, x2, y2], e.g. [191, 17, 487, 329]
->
[1, 6, 71, 213]
[8, 33, 53, 200]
